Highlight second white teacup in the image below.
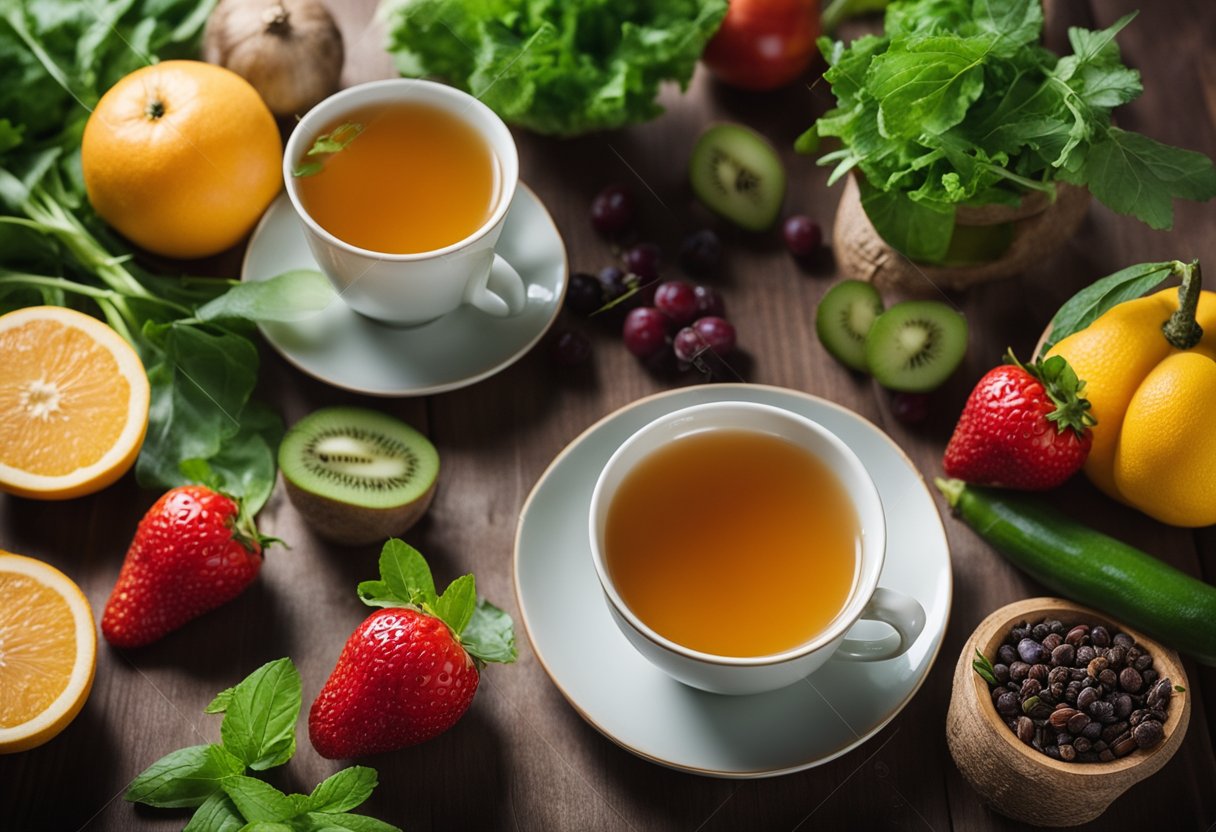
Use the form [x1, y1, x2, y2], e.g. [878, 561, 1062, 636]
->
[588, 401, 927, 696]
[283, 79, 526, 326]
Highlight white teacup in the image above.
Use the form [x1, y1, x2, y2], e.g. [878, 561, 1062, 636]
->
[589, 401, 927, 695]
[283, 79, 526, 326]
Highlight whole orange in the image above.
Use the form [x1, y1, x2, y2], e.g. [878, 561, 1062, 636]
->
[82, 60, 282, 259]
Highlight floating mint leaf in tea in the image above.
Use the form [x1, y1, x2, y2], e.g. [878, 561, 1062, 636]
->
[292, 122, 363, 177]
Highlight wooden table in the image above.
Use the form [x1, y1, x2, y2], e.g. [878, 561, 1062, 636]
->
[4, 1, 1215, 829]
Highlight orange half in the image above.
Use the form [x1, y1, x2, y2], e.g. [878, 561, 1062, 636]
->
[0, 552, 97, 753]
[0, 306, 150, 499]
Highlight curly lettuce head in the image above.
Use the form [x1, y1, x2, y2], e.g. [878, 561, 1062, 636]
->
[382, 0, 727, 136]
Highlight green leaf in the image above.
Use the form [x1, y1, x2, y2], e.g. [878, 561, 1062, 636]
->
[356, 579, 405, 609]
[206, 687, 236, 714]
[220, 658, 302, 772]
[301, 767, 378, 814]
[971, 0, 1042, 55]
[1041, 260, 1177, 355]
[1081, 127, 1216, 230]
[184, 792, 245, 832]
[187, 401, 284, 518]
[301, 812, 402, 832]
[859, 182, 957, 263]
[306, 122, 363, 156]
[221, 776, 297, 823]
[236, 823, 295, 832]
[197, 270, 335, 324]
[125, 744, 246, 809]
[460, 599, 517, 665]
[434, 574, 476, 636]
[867, 34, 991, 139]
[378, 539, 437, 607]
[971, 648, 998, 686]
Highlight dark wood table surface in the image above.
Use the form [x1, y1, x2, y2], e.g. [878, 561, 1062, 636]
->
[4, 0, 1215, 829]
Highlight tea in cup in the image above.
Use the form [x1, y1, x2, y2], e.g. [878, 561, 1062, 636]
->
[283, 79, 526, 326]
[588, 401, 926, 695]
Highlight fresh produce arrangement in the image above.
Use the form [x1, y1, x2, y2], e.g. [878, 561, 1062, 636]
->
[805, 0, 1216, 266]
[973, 617, 1177, 762]
[127, 658, 400, 831]
[936, 480, 1216, 666]
[310, 540, 516, 758]
[382, 0, 728, 136]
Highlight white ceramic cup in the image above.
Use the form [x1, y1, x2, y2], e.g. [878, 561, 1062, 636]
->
[589, 401, 927, 696]
[283, 79, 526, 326]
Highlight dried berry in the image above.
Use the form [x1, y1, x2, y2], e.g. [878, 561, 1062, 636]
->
[1067, 712, 1091, 734]
[1091, 626, 1110, 648]
[1051, 644, 1075, 667]
[1119, 667, 1143, 694]
[1018, 638, 1047, 665]
[1010, 661, 1030, 682]
[1133, 720, 1164, 749]
[1113, 735, 1138, 757]
[1077, 686, 1099, 711]
[1065, 625, 1089, 646]
[997, 692, 1020, 717]
[1016, 716, 1035, 744]
[1049, 708, 1078, 730]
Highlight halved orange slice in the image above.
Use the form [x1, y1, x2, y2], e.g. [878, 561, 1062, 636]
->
[0, 552, 97, 753]
[0, 306, 150, 499]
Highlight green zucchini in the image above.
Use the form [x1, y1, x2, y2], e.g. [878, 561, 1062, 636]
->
[936, 478, 1216, 666]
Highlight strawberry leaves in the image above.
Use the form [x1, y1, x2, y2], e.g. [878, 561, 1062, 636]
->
[126, 658, 400, 832]
[1003, 349, 1096, 437]
[356, 539, 517, 666]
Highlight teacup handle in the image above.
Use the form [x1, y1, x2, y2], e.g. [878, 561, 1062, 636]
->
[835, 587, 926, 662]
[466, 254, 527, 317]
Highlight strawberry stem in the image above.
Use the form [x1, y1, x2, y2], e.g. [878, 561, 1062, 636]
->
[1003, 348, 1096, 437]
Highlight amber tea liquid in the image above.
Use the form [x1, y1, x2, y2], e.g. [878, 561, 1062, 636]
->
[296, 101, 498, 254]
[604, 429, 860, 658]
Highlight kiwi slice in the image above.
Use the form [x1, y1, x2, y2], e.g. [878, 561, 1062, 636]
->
[689, 123, 786, 231]
[279, 407, 439, 546]
[865, 301, 968, 393]
[816, 280, 885, 372]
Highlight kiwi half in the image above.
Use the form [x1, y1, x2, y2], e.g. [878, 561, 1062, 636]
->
[865, 301, 968, 392]
[689, 123, 786, 231]
[279, 407, 439, 546]
[816, 280, 885, 372]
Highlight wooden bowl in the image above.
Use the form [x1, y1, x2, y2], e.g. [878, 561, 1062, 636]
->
[947, 597, 1190, 827]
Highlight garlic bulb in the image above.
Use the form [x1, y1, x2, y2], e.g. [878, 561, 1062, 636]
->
[203, 0, 344, 118]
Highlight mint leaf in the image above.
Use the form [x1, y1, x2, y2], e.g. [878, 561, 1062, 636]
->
[461, 599, 517, 664]
[222, 775, 296, 823]
[306, 122, 363, 156]
[379, 539, 437, 607]
[126, 744, 245, 808]
[197, 270, 335, 324]
[302, 767, 378, 814]
[293, 162, 323, 178]
[1082, 127, 1216, 230]
[206, 687, 235, 714]
[1042, 260, 1177, 355]
[434, 574, 476, 636]
[220, 658, 302, 772]
[356, 579, 404, 609]
[867, 35, 991, 139]
[302, 812, 402, 832]
[235, 823, 295, 832]
[184, 792, 245, 832]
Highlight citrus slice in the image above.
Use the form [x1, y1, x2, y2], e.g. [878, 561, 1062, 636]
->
[0, 552, 97, 753]
[0, 306, 150, 499]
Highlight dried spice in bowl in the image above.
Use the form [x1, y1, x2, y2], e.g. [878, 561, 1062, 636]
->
[973, 617, 1179, 763]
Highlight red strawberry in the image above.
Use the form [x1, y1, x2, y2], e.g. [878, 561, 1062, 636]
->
[309, 540, 516, 758]
[102, 485, 266, 648]
[943, 350, 1096, 490]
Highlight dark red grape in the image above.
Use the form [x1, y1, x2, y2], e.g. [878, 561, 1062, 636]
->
[622, 307, 669, 358]
[672, 326, 704, 363]
[653, 280, 698, 327]
[693, 284, 725, 318]
[548, 330, 591, 367]
[889, 391, 930, 425]
[679, 229, 722, 276]
[692, 316, 736, 354]
[566, 272, 604, 316]
[623, 243, 662, 281]
[590, 184, 635, 235]
[782, 215, 823, 257]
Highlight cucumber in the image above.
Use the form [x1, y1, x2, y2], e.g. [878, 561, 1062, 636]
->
[936, 478, 1216, 666]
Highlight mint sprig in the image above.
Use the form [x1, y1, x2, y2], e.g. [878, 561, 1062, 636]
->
[356, 539, 518, 667]
[125, 658, 399, 832]
[292, 122, 363, 178]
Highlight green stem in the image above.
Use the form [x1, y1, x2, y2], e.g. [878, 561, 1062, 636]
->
[0, 271, 119, 300]
[1162, 260, 1203, 350]
[935, 477, 965, 508]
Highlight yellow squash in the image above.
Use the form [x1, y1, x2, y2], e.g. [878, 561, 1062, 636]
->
[1048, 266, 1216, 526]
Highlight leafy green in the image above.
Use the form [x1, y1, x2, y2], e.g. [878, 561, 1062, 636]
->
[808, 0, 1216, 263]
[0, 1, 337, 515]
[382, 0, 728, 136]
[356, 539, 518, 666]
[127, 659, 401, 832]
[293, 122, 363, 178]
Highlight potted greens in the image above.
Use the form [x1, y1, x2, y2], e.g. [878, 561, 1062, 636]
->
[802, 0, 1216, 291]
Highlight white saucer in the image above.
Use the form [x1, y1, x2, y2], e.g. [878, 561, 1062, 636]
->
[241, 185, 567, 397]
[514, 384, 952, 778]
